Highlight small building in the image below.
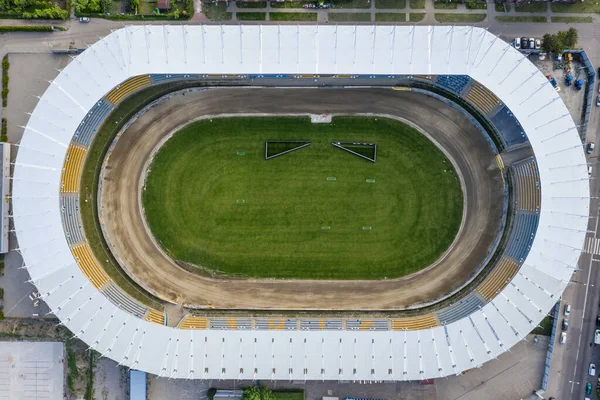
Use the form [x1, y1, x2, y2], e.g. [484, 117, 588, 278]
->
[130, 370, 147, 400]
[157, 0, 171, 10]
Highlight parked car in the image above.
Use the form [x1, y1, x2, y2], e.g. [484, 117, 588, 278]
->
[79, 17, 90, 23]
[562, 319, 569, 331]
[597, 96, 600, 107]
[565, 303, 571, 316]
[560, 332, 567, 344]
[596, 315, 600, 327]
[521, 37, 528, 49]
[535, 39, 541, 50]
[586, 382, 593, 395]
[588, 142, 595, 154]
[590, 363, 596, 376]
[529, 38, 535, 49]
[594, 329, 600, 345]
[514, 38, 521, 49]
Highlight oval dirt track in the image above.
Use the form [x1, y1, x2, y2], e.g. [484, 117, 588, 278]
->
[99, 88, 504, 310]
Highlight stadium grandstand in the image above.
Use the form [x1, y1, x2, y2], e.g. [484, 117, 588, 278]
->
[0, 143, 8, 254]
[12, 25, 588, 381]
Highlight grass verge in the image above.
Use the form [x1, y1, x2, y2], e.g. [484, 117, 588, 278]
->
[143, 116, 463, 280]
[495, 1, 508, 11]
[202, 2, 232, 19]
[270, 11, 317, 20]
[409, 0, 425, 8]
[435, 13, 485, 22]
[1, 55, 7, 107]
[496, 15, 546, 22]
[236, 11, 266, 19]
[409, 12, 424, 21]
[270, 1, 305, 7]
[331, 0, 371, 8]
[273, 392, 305, 400]
[375, 12, 406, 20]
[466, 1, 486, 9]
[551, 16, 593, 23]
[551, 1, 600, 13]
[515, 1, 546, 12]
[328, 12, 371, 21]
[433, 1, 457, 9]
[236, 1, 267, 7]
[375, 0, 406, 9]
[531, 315, 553, 336]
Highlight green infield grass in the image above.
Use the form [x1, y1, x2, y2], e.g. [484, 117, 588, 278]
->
[143, 116, 463, 280]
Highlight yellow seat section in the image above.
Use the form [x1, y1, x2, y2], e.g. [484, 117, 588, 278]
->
[145, 309, 165, 325]
[179, 316, 209, 330]
[268, 318, 285, 330]
[61, 145, 87, 193]
[477, 257, 520, 300]
[71, 243, 109, 289]
[106, 75, 151, 105]
[392, 314, 438, 331]
[514, 161, 540, 212]
[466, 82, 499, 114]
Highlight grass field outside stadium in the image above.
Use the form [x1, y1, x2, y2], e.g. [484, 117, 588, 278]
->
[143, 116, 463, 280]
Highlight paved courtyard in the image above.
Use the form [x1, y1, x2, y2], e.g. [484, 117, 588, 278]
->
[0, 341, 64, 400]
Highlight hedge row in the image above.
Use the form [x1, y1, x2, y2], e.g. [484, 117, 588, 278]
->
[78, 0, 193, 20]
[0, 25, 54, 32]
[1, 55, 8, 108]
[1, 118, 7, 142]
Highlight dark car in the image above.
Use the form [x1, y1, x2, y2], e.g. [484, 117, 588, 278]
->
[521, 37, 528, 49]
[597, 315, 600, 327]
[586, 382, 592, 395]
[562, 319, 569, 331]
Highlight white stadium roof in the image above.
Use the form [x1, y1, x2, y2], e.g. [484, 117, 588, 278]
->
[14, 25, 588, 380]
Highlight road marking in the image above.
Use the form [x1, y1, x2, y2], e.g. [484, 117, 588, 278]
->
[570, 209, 599, 394]
[584, 237, 600, 254]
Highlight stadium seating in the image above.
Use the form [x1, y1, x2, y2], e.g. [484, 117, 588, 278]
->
[346, 319, 389, 331]
[60, 195, 84, 246]
[102, 282, 147, 318]
[210, 318, 252, 330]
[436, 291, 486, 325]
[512, 159, 541, 212]
[72, 100, 112, 147]
[61, 144, 87, 193]
[71, 243, 110, 289]
[477, 256, 520, 300]
[413, 75, 434, 82]
[391, 314, 439, 331]
[255, 318, 298, 330]
[179, 316, 209, 330]
[106, 75, 152, 105]
[465, 82, 500, 115]
[434, 75, 471, 96]
[504, 213, 539, 262]
[145, 309, 165, 325]
[490, 106, 527, 148]
[300, 319, 344, 330]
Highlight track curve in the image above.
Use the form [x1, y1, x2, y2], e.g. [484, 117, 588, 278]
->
[99, 87, 504, 310]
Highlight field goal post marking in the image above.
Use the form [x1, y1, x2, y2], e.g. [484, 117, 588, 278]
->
[265, 140, 311, 160]
[331, 142, 376, 163]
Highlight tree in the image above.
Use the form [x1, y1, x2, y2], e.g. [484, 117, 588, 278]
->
[129, 0, 138, 13]
[100, 0, 111, 12]
[242, 385, 274, 400]
[541, 28, 579, 56]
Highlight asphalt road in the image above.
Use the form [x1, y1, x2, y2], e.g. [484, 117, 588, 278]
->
[99, 88, 503, 310]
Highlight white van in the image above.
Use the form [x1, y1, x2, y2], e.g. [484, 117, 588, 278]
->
[565, 304, 571, 316]
[560, 332, 567, 344]
[595, 329, 600, 345]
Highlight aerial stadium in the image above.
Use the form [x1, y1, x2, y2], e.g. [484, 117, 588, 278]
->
[12, 25, 589, 381]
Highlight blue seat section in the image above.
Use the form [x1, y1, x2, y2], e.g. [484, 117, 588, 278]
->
[505, 213, 539, 262]
[490, 106, 527, 147]
[436, 291, 485, 325]
[72, 100, 112, 147]
[434, 75, 471, 95]
[60, 195, 84, 245]
[102, 282, 147, 318]
[150, 74, 198, 84]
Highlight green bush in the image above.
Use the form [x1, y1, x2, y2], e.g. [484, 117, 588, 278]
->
[1, 118, 7, 142]
[0, 0, 69, 19]
[0, 311, 4, 321]
[1, 56, 7, 108]
[208, 388, 217, 400]
[0, 288, 4, 299]
[0, 26, 53, 32]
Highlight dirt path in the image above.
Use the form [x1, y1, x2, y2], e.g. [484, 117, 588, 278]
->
[99, 88, 504, 310]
